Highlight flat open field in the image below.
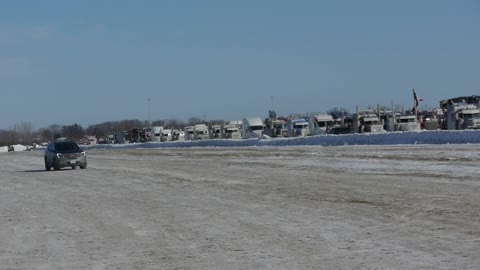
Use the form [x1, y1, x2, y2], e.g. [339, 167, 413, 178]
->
[1, 145, 480, 270]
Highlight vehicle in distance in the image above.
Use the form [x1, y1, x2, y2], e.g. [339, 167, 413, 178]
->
[44, 141, 87, 170]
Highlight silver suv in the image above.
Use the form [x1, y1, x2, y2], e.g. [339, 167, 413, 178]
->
[44, 141, 87, 170]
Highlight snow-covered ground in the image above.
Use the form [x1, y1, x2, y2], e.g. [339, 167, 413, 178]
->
[1, 145, 479, 269]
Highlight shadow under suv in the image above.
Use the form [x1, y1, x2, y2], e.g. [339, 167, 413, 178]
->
[44, 141, 87, 170]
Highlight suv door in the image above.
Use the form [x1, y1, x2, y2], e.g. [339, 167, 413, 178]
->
[45, 143, 54, 165]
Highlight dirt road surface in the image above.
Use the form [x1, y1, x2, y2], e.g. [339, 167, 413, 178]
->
[1, 145, 479, 269]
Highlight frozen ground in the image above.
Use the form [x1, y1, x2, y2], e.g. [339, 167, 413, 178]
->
[1, 144, 480, 269]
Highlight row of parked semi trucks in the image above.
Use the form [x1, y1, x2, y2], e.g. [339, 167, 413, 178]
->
[110, 121, 250, 144]
[123, 116, 318, 143]
[108, 95, 480, 144]
[343, 96, 480, 134]
[108, 115, 338, 144]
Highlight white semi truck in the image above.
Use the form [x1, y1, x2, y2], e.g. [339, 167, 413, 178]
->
[194, 124, 210, 140]
[354, 109, 384, 133]
[151, 126, 164, 142]
[241, 117, 265, 138]
[288, 118, 310, 137]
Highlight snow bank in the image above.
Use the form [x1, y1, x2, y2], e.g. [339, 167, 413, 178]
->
[12, 144, 28, 151]
[0, 144, 30, 152]
[86, 130, 480, 150]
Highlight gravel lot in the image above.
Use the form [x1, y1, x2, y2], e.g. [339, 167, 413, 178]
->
[1, 145, 480, 270]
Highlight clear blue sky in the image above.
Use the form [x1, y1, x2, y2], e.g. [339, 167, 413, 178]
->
[1, 0, 479, 129]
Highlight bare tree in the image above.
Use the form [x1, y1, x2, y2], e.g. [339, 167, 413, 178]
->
[47, 124, 62, 140]
[151, 120, 165, 127]
[327, 107, 350, 119]
[62, 124, 85, 140]
[0, 122, 35, 146]
[187, 117, 203, 126]
[12, 122, 34, 145]
[164, 118, 186, 129]
[0, 130, 16, 146]
[35, 128, 52, 143]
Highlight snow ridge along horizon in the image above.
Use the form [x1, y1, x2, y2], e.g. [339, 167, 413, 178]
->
[85, 130, 480, 149]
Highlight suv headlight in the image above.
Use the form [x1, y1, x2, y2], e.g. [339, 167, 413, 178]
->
[81, 151, 86, 157]
[56, 153, 64, 158]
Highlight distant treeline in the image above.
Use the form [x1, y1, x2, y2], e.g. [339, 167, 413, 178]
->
[0, 122, 85, 147]
[0, 117, 218, 147]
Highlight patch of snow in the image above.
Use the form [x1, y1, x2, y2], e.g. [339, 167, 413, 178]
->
[12, 144, 28, 152]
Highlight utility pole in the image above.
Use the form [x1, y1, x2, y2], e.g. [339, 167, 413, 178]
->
[413, 89, 418, 123]
[147, 98, 151, 129]
[270, 96, 276, 122]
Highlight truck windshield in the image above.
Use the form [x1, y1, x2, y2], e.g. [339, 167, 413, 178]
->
[464, 113, 480, 120]
[251, 126, 264, 131]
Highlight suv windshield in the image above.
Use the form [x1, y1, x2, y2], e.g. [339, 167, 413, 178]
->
[55, 142, 79, 151]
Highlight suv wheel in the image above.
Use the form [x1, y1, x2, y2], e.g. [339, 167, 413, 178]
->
[53, 157, 61, 170]
[44, 158, 50, 171]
